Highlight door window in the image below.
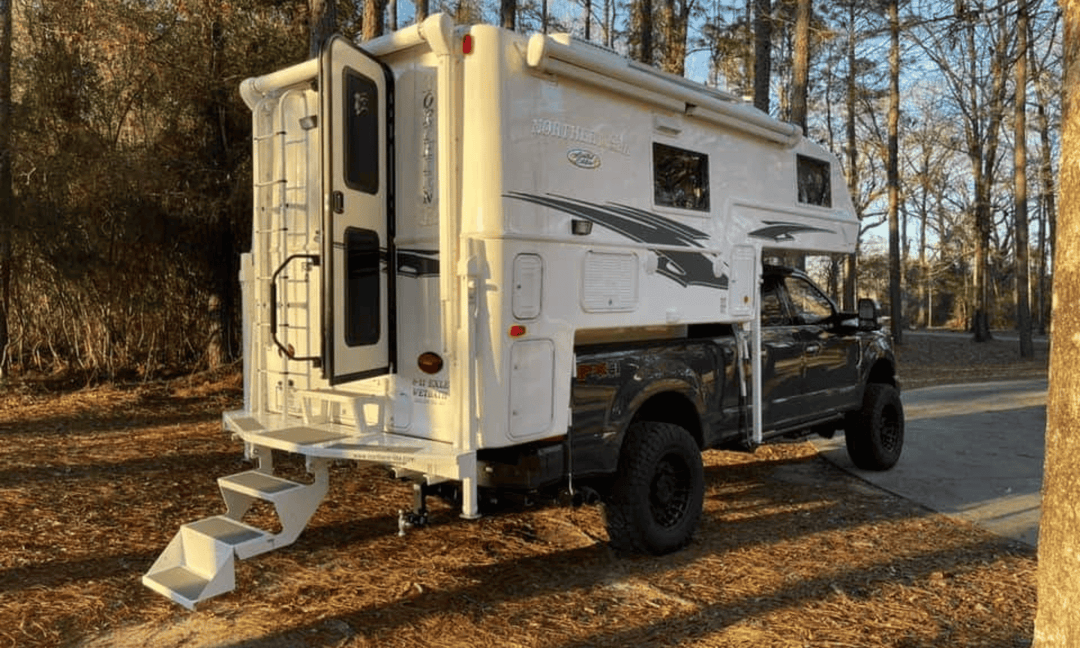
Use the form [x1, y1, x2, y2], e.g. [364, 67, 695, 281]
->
[760, 278, 790, 327]
[344, 70, 380, 195]
[784, 276, 834, 325]
[345, 227, 380, 346]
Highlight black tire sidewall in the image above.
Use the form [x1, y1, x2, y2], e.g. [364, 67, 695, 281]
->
[605, 422, 704, 555]
[845, 383, 904, 471]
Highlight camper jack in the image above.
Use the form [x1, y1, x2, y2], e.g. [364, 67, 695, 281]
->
[144, 15, 901, 609]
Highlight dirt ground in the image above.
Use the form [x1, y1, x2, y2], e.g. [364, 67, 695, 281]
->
[0, 331, 1045, 648]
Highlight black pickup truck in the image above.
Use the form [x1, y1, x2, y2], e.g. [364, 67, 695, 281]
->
[476, 265, 903, 555]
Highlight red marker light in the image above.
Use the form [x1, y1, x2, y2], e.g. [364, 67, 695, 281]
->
[462, 34, 474, 55]
[509, 324, 526, 338]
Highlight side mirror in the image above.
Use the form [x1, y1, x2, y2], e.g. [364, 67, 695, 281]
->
[857, 298, 880, 331]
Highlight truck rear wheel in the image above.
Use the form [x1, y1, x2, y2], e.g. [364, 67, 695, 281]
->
[844, 383, 904, 470]
[604, 421, 704, 555]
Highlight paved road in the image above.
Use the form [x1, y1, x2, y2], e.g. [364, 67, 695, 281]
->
[814, 378, 1047, 547]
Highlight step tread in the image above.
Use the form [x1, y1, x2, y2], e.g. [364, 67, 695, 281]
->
[259, 426, 350, 446]
[219, 470, 305, 496]
[143, 566, 207, 605]
[185, 516, 268, 546]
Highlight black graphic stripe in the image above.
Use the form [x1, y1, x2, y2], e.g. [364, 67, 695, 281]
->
[505, 192, 728, 290]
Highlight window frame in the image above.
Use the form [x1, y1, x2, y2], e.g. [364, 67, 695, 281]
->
[796, 154, 832, 208]
[652, 142, 711, 213]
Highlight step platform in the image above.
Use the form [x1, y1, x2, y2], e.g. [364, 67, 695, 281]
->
[143, 465, 328, 609]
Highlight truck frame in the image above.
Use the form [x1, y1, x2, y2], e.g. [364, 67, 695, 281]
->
[143, 15, 900, 609]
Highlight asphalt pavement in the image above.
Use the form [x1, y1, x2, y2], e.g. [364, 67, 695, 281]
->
[813, 378, 1047, 548]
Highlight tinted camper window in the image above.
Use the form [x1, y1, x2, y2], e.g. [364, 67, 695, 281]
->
[344, 69, 379, 195]
[797, 155, 831, 207]
[653, 143, 710, 211]
[345, 227, 380, 346]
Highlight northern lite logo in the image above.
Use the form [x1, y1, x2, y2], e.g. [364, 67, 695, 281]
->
[567, 149, 601, 170]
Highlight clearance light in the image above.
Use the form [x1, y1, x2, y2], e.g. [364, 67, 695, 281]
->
[509, 325, 527, 338]
[417, 352, 444, 374]
[462, 34, 474, 55]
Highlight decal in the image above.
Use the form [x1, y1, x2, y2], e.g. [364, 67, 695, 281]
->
[420, 91, 436, 206]
[412, 377, 449, 403]
[531, 119, 630, 156]
[577, 361, 620, 381]
[567, 149, 601, 170]
[505, 192, 728, 290]
[749, 220, 834, 242]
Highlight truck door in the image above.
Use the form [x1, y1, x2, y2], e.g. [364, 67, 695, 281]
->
[759, 275, 806, 429]
[321, 36, 395, 384]
[783, 274, 860, 413]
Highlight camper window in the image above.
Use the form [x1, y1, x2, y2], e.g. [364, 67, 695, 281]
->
[653, 143, 710, 212]
[796, 155, 831, 207]
[344, 70, 380, 195]
[345, 227, 380, 346]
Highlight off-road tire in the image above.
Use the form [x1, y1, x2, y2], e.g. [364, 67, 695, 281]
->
[844, 383, 904, 470]
[604, 421, 704, 555]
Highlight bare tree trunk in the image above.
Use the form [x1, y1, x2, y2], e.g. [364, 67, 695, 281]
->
[633, 0, 653, 64]
[605, 0, 614, 47]
[584, 0, 591, 39]
[753, 0, 771, 113]
[1034, 6, 1080, 643]
[658, 0, 691, 75]
[415, 0, 429, 22]
[309, 0, 338, 59]
[842, 1, 857, 311]
[790, 0, 810, 134]
[501, 0, 516, 30]
[969, 3, 1009, 342]
[389, 0, 398, 31]
[1015, 0, 1033, 358]
[887, 0, 902, 344]
[918, 200, 928, 328]
[1034, 54, 1057, 336]
[0, 0, 10, 378]
[363, 0, 387, 41]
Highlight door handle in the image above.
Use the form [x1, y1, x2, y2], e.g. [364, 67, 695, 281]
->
[805, 343, 821, 354]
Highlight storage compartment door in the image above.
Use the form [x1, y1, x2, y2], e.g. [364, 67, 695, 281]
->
[321, 36, 395, 384]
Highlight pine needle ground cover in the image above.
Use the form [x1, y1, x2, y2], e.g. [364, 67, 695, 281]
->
[0, 332, 1042, 648]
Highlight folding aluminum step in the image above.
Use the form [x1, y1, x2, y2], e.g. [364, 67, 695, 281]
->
[143, 460, 329, 609]
[142, 516, 269, 610]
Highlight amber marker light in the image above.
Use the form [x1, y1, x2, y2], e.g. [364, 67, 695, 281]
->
[509, 325, 527, 338]
[417, 352, 444, 374]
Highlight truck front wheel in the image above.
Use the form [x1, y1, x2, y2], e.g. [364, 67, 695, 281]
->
[844, 383, 904, 470]
[604, 421, 704, 555]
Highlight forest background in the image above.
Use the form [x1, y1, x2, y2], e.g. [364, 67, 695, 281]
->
[0, 0, 1062, 381]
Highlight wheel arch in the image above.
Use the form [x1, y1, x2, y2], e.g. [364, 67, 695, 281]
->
[866, 357, 898, 389]
[626, 389, 705, 450]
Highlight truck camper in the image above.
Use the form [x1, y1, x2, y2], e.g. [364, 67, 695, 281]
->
[143, 15, 902, 609]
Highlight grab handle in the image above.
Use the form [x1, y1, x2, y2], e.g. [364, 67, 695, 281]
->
[269, 254, 321, 367]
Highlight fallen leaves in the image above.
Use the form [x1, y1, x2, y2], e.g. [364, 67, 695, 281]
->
[0, 340, 1041, 648]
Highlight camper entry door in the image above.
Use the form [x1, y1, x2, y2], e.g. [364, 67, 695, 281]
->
[320, 36, 396, 384]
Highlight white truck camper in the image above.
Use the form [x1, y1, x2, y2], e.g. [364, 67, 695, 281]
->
[143, 14, 863, 609]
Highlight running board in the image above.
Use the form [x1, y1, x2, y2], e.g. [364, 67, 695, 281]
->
[143, 460, 329, 609]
